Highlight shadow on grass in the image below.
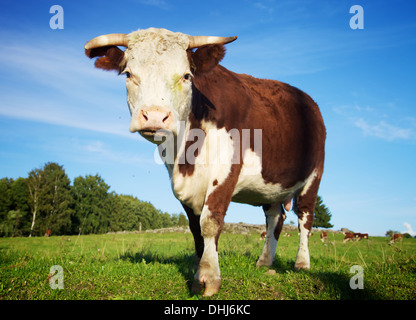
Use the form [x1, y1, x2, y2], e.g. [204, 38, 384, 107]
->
[120, 249, 197, 295]
[120, 249, 384, 300]
[271, 256, 384, 300]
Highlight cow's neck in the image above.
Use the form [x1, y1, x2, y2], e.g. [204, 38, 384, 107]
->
[157, 72, 221, 178]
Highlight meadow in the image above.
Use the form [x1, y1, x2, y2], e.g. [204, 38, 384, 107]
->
[1, 228, 415, 300]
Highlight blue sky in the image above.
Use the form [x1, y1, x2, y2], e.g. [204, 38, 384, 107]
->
[0, 0, 415, 236]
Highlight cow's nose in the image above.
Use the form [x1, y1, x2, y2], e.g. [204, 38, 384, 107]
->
[138, 106, 172, 131]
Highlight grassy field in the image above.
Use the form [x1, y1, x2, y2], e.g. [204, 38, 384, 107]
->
[1, 229, 415, 300]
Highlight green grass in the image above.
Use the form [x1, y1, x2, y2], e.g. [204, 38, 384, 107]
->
[1, 231, 415, 300]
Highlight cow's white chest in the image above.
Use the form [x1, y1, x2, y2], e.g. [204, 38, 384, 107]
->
[171, 124, 234, 215]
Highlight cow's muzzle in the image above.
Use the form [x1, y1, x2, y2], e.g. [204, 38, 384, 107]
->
[130, 106, 173, 143]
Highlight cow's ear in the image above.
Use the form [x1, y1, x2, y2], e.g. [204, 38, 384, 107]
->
[85, 46, 125, 72]
[190, 44, 226, 75]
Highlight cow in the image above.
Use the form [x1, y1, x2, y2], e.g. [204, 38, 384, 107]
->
[259, 231, 267, 240]
[354, 233, 368, 240]
[84, 28, 326, 296]
[343, 232, 354, 243]
[320, 232, 327, 243]
[390, 233, 403, 244]
[44, 229, 52, 237]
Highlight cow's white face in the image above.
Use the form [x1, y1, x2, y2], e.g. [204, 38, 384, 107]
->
[122, 29, 193, 143]
[85, 28, 236, 144]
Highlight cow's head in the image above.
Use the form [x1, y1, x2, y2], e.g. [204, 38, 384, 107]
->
[85, 28, 237, 144]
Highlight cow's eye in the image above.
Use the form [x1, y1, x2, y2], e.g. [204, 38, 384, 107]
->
[121, 69, 132, 79]
[183, 73, 192, 81]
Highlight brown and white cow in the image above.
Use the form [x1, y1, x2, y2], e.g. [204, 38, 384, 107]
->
[390, 233, 403, 244]
[259, 231, 267, 240]
[320, 232, 327, 243]
[85, 28, 326, 296]
[354, 233, 368, 240]
[343, 232, 354, 243]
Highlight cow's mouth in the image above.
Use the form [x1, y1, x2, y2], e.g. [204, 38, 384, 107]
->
[139, 129, 157, 137]
[139, 128, 172, 144]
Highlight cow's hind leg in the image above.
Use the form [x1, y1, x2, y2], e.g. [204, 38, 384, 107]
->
[257, 203, 286, 267]
[294, 174, 321, 270]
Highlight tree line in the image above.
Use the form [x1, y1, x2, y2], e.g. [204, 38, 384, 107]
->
[0, 162, 188, 237]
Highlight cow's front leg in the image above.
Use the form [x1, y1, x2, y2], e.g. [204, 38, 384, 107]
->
[192, 206, 224, 296]
[182, 204, 204, 271]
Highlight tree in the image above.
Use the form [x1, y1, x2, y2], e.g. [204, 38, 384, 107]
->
[9, 178, 29, 236]
[0, 178, 12, 236]
[27, 168, 42, 237]
[0, 178, 12, 217]
[0, 177, 30, 237]
[110, 194, 143, 232]
[109, 194, 177, 232]
[72, 174, 112, 235]
[385, 230, 399, 237]
[26, 163, 73, 236]
[41, 163, 73, 235]
[313, 195, 333, 228]
[178, 213, 188, 226]
[0, 162, 181, 236]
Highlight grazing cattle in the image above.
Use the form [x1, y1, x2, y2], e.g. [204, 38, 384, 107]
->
[343, 232, 354, 243]
[354, 233, 368, 240]
[320, 232, 327, 243]
[44, 229, 52, 237]
[390, 233, 403, 244]
[259, 231, 267, 240]
[85, 28, 326, 296]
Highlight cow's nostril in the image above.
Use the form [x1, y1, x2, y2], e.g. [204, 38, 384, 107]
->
[143, 113, 148, 121]
[163, 113, 171, 123]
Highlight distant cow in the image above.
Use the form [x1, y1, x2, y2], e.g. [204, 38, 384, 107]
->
[85, 27, 326, 296]
[259, 232, 267, 240]
[320, 232, 327, 243]
[390, 233, 403, 244]
[354, 233, 368, 240]
[45, 229, 52, 237]
[343, 232, 354, 243]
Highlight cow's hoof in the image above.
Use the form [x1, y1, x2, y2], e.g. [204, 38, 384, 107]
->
[191, 279, 221, 297]
[203, 279, 221, 297]
[256, 258, 273, 267]
[294, 262, 310, 271]
[191, 280, 203, 294]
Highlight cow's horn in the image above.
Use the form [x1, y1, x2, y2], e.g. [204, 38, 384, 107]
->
[188, 35, 237, 49]
[84, 33, 129, 50]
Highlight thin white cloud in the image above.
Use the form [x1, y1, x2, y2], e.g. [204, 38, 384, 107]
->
[77, 139, 155, 167]
[354, 118, 415, 141]
[0, 32, 141, 140]
[0, 95, 134, 139]
[402, 222, 416, 237]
